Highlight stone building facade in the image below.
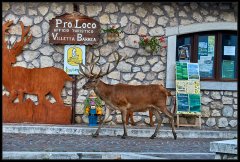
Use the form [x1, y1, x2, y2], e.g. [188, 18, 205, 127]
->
[2, 2, 238, 129]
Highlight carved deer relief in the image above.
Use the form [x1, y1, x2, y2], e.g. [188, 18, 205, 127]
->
[2, 20, 73, 105]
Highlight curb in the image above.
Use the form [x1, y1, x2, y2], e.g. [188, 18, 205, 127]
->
[2, 151, 216, 159]
[2, 151, 165, 159]
[3, 124, 237, 139]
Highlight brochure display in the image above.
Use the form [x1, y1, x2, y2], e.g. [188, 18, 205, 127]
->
[175, 62, 202, 128]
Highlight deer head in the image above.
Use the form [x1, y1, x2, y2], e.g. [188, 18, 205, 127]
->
[2, 20, 32, 65]
[78, 52, 121, 90]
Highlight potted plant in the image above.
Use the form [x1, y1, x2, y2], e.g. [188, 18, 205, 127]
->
[102, 25, 123, 42]
[137, 35, 167, 53]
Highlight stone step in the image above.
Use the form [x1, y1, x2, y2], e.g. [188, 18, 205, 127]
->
[3, 124, 237, 139]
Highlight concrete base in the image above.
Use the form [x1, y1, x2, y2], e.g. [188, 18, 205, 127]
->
[210, 139, 238, 159]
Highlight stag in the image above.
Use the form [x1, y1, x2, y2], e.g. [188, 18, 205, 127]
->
[78, 52, 177, 139]
[2, 20, 73, 104]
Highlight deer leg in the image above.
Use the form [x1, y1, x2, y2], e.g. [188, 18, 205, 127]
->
[121, 110, 128, 139]
[126, 111, 136, 126]
[150, 108, 162, 139]
[130, 111, 136, 126]
[9, 90, 18, 103]
[18, 91, 24, 104]
[161, 107, 177, 140]
[38, 94, 46, 106]
[149, 111, 154, 127]
[126, 111, 130, 125]
[51, 90, 64, 105]
[127, 111, 136, 126]
[92, 108, 113, 138]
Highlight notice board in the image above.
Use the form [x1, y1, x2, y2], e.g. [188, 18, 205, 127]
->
[175, 62, 201, 114]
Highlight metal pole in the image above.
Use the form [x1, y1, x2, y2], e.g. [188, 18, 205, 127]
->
[71, 75, 77, 124]
[71, 3, 79, 124]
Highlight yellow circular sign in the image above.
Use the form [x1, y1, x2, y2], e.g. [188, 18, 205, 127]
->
[67, 47, 83, 66]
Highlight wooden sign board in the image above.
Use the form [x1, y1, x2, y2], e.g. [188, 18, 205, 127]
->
[49, 12, 101, 45]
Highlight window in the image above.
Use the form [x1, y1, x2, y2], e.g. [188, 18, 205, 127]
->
[176, 31, 238, 81]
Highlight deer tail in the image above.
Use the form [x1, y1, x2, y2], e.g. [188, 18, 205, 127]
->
[167, 91, 176, 114]
[64, 73, 74, 82]
[166, 90, 172, 96]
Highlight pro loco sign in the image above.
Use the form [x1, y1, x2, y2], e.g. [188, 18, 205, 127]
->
[49, 12, 101, 45]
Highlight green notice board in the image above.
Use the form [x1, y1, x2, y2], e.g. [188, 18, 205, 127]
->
[176, 62, 188, 80]
[222, 60, 235, 79]
[175, 62, 201, 114]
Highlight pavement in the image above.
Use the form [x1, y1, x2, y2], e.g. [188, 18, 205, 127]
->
[2, 123, 237, 159]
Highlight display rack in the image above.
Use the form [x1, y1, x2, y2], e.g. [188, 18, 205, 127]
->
[176, 113, 202, 129]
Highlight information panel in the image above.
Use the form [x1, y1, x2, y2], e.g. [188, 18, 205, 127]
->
[175, 62, 201, 114]
[64, 45, 85, 75]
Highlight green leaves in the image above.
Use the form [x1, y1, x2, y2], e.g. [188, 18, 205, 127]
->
[101, 26, 123, 36]
[84, 97, 102, 107]
[139, 36, 167, 53]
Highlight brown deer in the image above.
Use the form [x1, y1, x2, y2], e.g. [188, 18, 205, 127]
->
[127, 85, 177, 127]
[2, 20, 73, 105]
[78, 52, 177, 139]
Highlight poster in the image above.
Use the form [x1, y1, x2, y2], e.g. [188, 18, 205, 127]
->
[176, 62, 188, 80]
[198, 42, 208, 56]
[188, 63, 200, 80]
[189, 94, 201, 112]
[178, 44, 190, 62]
[222, 60, 235, 79]
[64, 45, 86, 75]
[198, 56, 214, 78]
[208, 36, 215, 56]
[186, 81, 200, 94]
[224, 46, 236, 56]
[176, 94, 189, 112]
[176, 80, 187, 94]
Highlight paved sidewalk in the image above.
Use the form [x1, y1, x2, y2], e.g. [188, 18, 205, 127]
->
[3, 133, 220, 159]
[2, 124, 237, 159]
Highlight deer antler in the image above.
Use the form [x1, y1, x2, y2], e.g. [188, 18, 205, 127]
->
[78, 51, 121, 79]
[78, 62, 92, 78]
[10, 21, 32, 57]
[96, 52, 121, 78]
[2, 20, 14, 48]
[89, 53, 100, 75]
[78, 53, 100, 78]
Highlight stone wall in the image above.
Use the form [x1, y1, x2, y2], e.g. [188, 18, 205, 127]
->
[2, 2, 238, 129]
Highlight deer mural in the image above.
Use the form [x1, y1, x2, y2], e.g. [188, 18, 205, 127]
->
[78, 52, 177, 139]
[2, 20, 73, 105]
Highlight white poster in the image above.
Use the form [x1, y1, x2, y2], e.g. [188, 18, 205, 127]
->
[64, 45, 86, 75]
[199, 42, 207, 48]
[224, 46, 235, 56]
